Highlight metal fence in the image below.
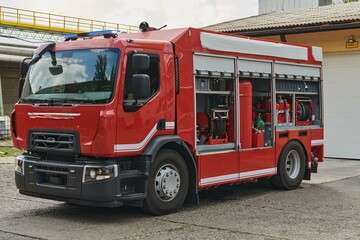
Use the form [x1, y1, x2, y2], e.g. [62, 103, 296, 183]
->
[0, 116, 10, 139]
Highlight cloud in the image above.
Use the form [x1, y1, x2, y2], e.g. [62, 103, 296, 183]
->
[29, 56, 88, 93]
[2, 0, 258, 28]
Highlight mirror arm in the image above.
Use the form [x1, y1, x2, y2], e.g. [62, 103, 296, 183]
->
[18, 78, 25, 99]
[28, 54, 41, 66]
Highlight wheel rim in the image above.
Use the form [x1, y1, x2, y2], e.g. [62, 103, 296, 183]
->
[285, 150, 301, 179]
[154, 164, 180, 202]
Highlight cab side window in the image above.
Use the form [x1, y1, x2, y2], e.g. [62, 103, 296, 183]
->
[123, 51, 160, 112]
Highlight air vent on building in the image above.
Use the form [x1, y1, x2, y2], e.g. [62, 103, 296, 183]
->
[319, 0, 333, 6]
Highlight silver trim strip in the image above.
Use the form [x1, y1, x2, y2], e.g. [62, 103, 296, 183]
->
[200, 167, 277, 186]
[197, 150, 236, 156]
[165, 122, 175, 129]
[201, 173, 238, 186]
[28, 112, 80, 119]
[311, 139, 324, 146]
[239, 168, 277, 178]
[114, 122, 175, 152]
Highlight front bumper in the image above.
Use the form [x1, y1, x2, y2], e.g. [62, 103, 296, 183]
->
[15, 155, 148, 207]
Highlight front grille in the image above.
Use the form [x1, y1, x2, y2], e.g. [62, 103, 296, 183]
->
[35, 164, 69, 187]
[36, 165, 68, 173]
[29, 130, 79, 153]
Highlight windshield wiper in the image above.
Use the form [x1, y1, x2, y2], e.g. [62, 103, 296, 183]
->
[21, 97, 96, 106]
[21, 98, 49, 105]
[49, 97, 96, 105]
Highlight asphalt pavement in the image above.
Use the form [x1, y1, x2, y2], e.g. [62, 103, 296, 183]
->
[0, 157, 359, 240]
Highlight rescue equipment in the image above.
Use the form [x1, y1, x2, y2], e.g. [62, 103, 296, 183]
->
[295, 97, 313, 126]
[196, 108, 229, 144]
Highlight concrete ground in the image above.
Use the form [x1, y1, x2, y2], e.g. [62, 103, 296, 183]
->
[0, 157, 359, 240]
[305, 158, 360, 184]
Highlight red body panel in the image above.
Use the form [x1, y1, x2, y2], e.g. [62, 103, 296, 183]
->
[173, 30, 197, 151]
[311, 128, 324, 161]
[115, 45, 175, 156]
[124, 29, 197, 151]
[14, 104, 116, 157]
[239, 148, 276, 178]
[198, 151, 238, 188]
[311, 128, 324, 140]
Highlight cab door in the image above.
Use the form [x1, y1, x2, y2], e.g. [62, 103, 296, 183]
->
[115, 48, 169, 156]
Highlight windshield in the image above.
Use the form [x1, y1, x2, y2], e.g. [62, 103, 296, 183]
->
[21, 48, 119, 105]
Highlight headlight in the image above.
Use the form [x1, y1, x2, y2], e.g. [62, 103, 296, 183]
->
[83, 165, 118, 183]
[15, 157, 24, 175]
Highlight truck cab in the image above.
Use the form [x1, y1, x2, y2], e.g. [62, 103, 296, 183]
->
[13, 30, 187, 214]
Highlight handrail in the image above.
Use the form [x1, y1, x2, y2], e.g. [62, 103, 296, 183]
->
[0, 6, 138, 34]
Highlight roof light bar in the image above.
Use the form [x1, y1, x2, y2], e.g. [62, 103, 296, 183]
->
[63, 30, 121, 41]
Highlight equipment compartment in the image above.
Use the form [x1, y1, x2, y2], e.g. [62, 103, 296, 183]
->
[195, 68, 235, 150]
[274, 63, 322, 128]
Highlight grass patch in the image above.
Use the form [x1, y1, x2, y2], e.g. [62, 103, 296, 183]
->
[0, 139, 23, 157]
[0, 146, 22, 157]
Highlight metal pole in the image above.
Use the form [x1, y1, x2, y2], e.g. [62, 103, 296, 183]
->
[0, 76, 5, 116]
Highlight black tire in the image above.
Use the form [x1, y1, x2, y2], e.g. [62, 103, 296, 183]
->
[270, 141, 306, 190]
[143, 149, 189, 215]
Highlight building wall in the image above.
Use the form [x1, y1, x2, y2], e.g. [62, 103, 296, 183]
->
[259, 0, 318, 14]
[0, 61, 20, 116]
[259, 29, 360, 54]
[259, 0, 342, 14]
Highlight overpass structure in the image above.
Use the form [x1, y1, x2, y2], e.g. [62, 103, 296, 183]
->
[0, 6, 138, 41]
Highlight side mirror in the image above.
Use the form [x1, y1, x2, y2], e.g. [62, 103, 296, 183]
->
[20, 58, 31, 77]
[19, 58, 32, 99]
[133, 74, 150, 100]
[132, 54, 150, 72]
[49, 65, 63, 75]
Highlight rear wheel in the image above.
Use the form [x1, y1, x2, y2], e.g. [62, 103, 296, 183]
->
[270, 141, 306, 190]
[143, 149, 189, 215]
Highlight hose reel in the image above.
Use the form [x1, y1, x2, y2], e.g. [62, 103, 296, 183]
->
[294, 97, 314, 126]
[196, 108, 229, 144]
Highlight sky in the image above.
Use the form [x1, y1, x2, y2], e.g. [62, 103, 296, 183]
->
[1, 0, 259, 29]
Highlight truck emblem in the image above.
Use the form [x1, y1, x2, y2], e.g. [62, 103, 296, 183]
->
[46, 137, 56, 142]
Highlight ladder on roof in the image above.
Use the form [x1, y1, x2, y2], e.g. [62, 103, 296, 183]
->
[0, 6, 138, 41]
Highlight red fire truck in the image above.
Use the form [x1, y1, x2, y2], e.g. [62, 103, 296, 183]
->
[12, 23, 324, 215]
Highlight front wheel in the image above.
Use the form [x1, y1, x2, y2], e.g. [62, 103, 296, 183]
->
[143, 149, 189, 215]
[270, 141, 306, 190]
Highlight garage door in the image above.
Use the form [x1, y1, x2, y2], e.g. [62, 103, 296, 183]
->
[323, 52, 360, 159]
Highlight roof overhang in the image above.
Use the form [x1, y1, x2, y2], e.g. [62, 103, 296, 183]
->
[233, 21, 360, 37]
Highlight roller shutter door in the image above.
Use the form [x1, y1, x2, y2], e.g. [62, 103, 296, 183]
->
[323, 52, 360, 159]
